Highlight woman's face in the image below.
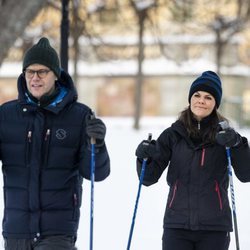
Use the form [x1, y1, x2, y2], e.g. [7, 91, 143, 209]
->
[190, 91, 216, 121]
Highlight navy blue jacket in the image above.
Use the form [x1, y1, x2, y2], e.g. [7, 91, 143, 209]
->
[137, 120, 250, 232]
[0, 70, 110, 239]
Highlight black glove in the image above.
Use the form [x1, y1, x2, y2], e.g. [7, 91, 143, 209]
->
[135, 140, 157, 159]
[86, 116, 106, 141]
[216, 128, 241, 147]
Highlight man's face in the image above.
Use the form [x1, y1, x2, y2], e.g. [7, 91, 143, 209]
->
[24, 64, 57, 100]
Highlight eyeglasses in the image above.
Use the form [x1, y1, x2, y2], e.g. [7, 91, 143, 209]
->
[24, 69, 51, 79]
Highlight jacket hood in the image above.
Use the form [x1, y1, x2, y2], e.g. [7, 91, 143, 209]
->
[17, 70, 78, 114]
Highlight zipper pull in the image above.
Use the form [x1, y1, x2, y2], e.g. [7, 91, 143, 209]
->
[45, 129, 50, 141]
[200, 147, 205, 167]
[198, 121, 201, 130]
[28, 131, 32, 142]
[215, 180, 219, 191]
[73, 193, 77, 206]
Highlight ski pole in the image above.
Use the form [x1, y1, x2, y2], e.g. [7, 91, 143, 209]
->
[226, 146, 240, 250]
[90, 112, 96, 250]
[219, 121, 240, 250]
[127, 133, 152, 250]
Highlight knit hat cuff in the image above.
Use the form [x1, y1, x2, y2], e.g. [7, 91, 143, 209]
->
[188, 82, 221, 107]
[188, 71, 222, 108]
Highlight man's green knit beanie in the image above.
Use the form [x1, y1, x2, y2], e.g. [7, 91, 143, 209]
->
[23, 37, 61, 78]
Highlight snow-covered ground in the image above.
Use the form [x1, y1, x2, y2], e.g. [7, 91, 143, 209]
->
[0, 117, 250, 249]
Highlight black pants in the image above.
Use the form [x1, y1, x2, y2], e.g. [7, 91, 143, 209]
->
[4, 235, 77, 250]
[162, 228, 230, 250]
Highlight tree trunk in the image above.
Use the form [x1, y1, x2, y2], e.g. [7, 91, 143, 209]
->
[60, 0, 69, 72]
[0, 0, 47, 66]
[134, 12, 146, 130]
[215, 31, 223, 75]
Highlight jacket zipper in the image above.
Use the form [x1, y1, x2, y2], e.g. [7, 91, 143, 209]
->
[28, 131, 32, 142]
[198, 121, 201, 130]
[73, 193, 78, 206]
[215, 180, 223, 210]
[45, 129, 50, 141]
[197, 121, 206, 167]
[26, 130, 32, 164]
[200, 147, 205, 167]
[168, 180, 178, 208]
[43, 129, 51, 166]
[73, 193, 78, 219]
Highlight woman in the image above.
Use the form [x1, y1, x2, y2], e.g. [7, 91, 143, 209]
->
[135, 71, 250, 250]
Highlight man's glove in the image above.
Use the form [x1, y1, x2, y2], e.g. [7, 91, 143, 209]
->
[86, 116, 106, 143]
[135, 140, 157, 159]
[216, 128, 241, 148]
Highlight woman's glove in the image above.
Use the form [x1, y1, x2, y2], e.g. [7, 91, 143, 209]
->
[135, 140, 157, 159]
[216, 128, 241, 147]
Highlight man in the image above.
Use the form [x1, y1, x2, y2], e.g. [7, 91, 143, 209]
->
[0, 37, 110, 250]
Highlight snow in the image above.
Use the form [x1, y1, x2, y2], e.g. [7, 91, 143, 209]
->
[78, 34, 242, 46]
[0, 116, 250, 250]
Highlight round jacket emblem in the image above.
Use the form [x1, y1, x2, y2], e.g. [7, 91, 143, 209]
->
[56, 129, 67, 140]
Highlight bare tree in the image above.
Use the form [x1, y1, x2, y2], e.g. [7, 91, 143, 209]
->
[0, 0, 47, 66]
[209, 0, 250, 74]
[130, 0, 157, 130]
[60, 0, 70, 72]
[209, 16, 243, 74]
[72, 0, 82, 87]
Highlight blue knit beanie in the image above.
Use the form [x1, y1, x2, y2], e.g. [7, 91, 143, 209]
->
[23, 37, 61, 78]
[188, 71, 222, 108]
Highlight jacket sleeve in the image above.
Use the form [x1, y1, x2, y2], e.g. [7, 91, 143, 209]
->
[80, 142, 110, 181]
[78, 111, 110, 181]
[136, 129, 172, 186]
[231, 136, 250, 182]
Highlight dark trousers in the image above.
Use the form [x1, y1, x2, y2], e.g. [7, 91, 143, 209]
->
[162, 228, 230, 250]
[4, 235, 77, 250]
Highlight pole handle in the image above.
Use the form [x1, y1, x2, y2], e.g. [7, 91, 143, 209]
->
[143, 133, 152, 161]
[90, 111, 96, 145]
[147, 133, 152, 141]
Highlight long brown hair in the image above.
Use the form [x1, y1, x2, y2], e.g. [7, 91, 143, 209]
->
[178, 106, 227, 142]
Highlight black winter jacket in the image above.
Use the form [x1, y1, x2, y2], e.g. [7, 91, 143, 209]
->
[0, 71, 110, 239]
[137, 120, 250, 232]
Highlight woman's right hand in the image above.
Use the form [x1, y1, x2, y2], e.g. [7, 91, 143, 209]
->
[135, 140, 157, 159]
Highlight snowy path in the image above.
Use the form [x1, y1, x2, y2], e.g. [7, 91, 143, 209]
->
[0, 117, 250, 249]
